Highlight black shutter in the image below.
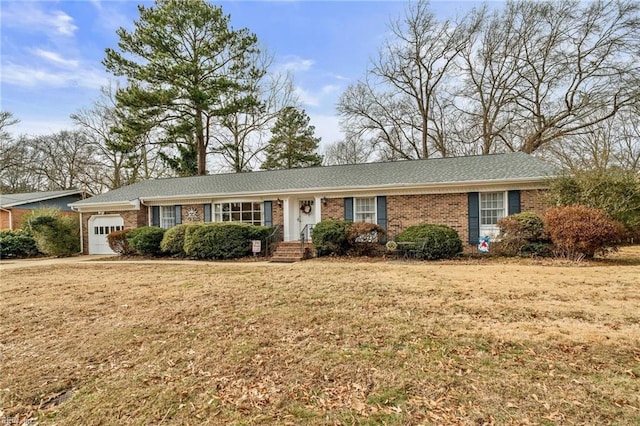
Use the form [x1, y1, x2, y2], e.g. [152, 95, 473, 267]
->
[151, 206, 160, 227]
[174, 205, 182, 225]
[376, 196, 387, 230]
[344, 197, 354, 222]
[468, 192, 479, 245]
[508, 190, 521, 215]
[264, 201, 273, 227]
[203, 204, 212, 222]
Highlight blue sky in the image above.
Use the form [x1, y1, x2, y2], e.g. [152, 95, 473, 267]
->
[1, 0, 483, 147]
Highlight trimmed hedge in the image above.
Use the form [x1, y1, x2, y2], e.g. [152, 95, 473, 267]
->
[395, 223, 462, 260]
[183, 223, 270, 259]
[311, 220, 351, 256]
[544, 205, 624, 259]
[160, 223, 190, 256]
[494, 212, 552, 257]
[0, 230, 40, 259]
[126, 226, 165, 256]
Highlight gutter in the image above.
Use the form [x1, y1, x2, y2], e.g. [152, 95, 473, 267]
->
[1, 207, 13, 230]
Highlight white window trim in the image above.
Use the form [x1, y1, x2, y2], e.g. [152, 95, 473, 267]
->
[213, 201, 263, 226]
[479, 191, 507, 240]
[354, 197, 377, 224]
[160, 206, 176, 229]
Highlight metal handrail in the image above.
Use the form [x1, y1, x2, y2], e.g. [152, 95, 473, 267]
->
[264, 224, 283, 257]
[300, 224, 313, 252]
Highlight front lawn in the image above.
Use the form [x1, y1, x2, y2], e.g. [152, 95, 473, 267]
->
[1, 248, 639, 424]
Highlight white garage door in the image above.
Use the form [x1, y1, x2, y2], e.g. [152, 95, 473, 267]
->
[88, 215, 125, 254]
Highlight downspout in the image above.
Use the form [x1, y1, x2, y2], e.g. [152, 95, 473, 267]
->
[78, 211, 84, 254]
[1, 208, 13, 230]
[70, 206, 84, 255]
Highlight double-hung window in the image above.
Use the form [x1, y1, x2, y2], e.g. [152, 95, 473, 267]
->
[354, 197, 376, 223]
[160, 206, 176, 229]
[479, 192, 506, 238]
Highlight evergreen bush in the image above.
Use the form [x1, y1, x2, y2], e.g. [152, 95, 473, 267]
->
[183, 223, 262, 259]
[547, 170, 640, 240]
[396, 223, 462, 260]
[0, 230, 40, 258]
[160, 223, 190, 256]
[311, 220, 351, 256]
[494, 212, 552, 257]
[22, 209, 80, 257]
[126, 226, 165, 256]
[544, 205, 624, 259]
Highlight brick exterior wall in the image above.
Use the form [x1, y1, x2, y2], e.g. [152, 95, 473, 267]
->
[1, 208, 77, 230]
[78, 190, 550, 254]
[321, 189, 550, 250]
[272, 202, 284, 227]
[521, 189, 549, 213]
[81, 206, 148, 254]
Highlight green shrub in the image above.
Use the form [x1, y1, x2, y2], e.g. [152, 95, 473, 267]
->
[544, 205, 624, 259]
[126, 226, 165, 256]
[0, 230, 40, 258]
[547, 170, 640, 240]
[22, 209, 80, 257]
[160, 223, 190, 256]
[347, 222, 386, 256]
[183, 223, 261, 259]
[396, 223, 462, 260]
[107, 229, 134, 255]
[494, 212, 552, 257]
[311, 220, 352, 256]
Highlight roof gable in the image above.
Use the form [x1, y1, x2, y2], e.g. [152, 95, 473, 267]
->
[0, 189, 86, 208]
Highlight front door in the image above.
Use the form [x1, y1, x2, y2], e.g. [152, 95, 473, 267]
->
[297, 199, 316, 240]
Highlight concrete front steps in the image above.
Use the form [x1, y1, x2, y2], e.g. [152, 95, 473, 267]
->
[270, 241, 315, 263]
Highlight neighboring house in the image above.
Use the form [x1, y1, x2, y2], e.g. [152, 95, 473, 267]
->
[1, 189, 87, 230]
[70, 153, 555, 255]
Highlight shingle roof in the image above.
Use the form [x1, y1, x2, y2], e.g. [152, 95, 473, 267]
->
[72, 152, 555, 207]
[0, 189, 85, 208]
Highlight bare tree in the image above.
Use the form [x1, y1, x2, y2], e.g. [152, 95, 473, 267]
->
[456, 5, 522, 154]
[509, 0, 640, 154]
[71, 84, 168, 191]
[544, 104, 640, 172]
[0, 112, 39, 193]
[25, 131, 101, 192]
[324, 128, 376, 165]
[338, 0, 477, 160]
[208, 51, 299, 172]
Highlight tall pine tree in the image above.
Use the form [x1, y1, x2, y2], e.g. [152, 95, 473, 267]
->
[103, 0, 262, 176]
[261, 107, 322, 170]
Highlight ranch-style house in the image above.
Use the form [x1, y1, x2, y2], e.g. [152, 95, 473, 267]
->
[70, 152, 554, 255]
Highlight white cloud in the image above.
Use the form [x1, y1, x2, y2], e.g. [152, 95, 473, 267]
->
[2, 4, 78, 37]
[11, 118, 74, 137]
[309, 114, 343, 149]
[294, 86, 319, 107]
[1, 63, 108, 90]
[278, 56, 315, 73]
[321, 84, 340, 95]
[33, 49, 79, 68]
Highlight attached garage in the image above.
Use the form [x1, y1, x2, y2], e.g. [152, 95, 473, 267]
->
[88, 215, 124, 254]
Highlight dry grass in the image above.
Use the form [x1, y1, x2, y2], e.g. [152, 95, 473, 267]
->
[1, 248, 639, 425]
